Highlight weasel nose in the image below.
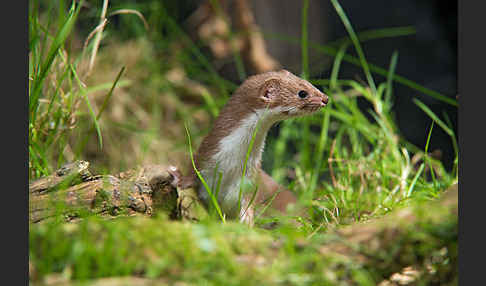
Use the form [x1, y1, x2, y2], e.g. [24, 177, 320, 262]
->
[321, 94, 329, 105]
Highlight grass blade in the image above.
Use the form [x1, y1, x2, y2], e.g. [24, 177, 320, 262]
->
[385, 51, 399, 104]
[214, 169, 223, 200]
[30, 0, 82, 122]
[299, 1, 313, 171]
[301, 0, 309, 79]
[442, 111, 458, 159]
[406, 163, 425, 198]
[87, 0, 109, 75]
[109, 9, 149, 30]
[238, 109, 266, 211]
[96, 66, 126, 120]
[328, 26, 416, 48]
[330, 0, 376, 94]
[184, 124, 225, 222]
[271, 120, 293, 181]
[309, 101, 332, 195]
[424, 121, 436, 183]
[330, 44, 347, 90]
[200, 90, 219, 118]
[242, 184, 259, 221]
[413, 98, 453, 136]
[265, 32, 457, 106]
[70, 64, 103, 149]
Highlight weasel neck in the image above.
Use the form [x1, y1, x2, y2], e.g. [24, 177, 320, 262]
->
[198, 108, 280, 217]
[214, 108, 277, 173]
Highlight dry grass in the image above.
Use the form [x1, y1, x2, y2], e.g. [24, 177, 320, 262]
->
[77, 38, 213, 174]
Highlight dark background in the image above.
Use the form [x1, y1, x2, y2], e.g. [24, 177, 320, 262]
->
[326, 0, 457, 170]
[250, 0, 458, 170]
[105, 0, 458, 169]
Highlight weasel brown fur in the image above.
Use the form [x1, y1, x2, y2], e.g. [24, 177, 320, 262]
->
[189, 70, 328, 225]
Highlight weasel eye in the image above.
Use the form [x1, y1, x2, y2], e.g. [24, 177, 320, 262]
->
[298, 90, 308, 99]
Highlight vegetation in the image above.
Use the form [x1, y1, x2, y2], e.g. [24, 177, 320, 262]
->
[29, 0, 457, 285]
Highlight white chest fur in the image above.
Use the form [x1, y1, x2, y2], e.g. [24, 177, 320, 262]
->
[198, 108, 281, 218]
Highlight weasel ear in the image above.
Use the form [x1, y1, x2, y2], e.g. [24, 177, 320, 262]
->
[259, 78, 280, 103]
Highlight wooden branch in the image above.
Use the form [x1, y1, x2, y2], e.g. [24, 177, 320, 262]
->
[29, 161, 92, 195]
[233, 0, 280, 73]
[31, 183, 457, 285]
[186, 0, 280, 73]
[29, 161, 183, 223]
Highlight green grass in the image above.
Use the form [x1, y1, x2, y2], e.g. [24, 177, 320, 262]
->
[30, 193, 457, 284]
[29, 0, 457, 284]
[28, 0, 132, 179]
[185, 123, 226, 223]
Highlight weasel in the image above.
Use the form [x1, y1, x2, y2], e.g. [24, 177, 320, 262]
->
[190, 70, 329, 225]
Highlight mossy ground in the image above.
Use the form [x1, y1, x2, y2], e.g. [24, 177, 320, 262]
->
[29, 1, 457, 285]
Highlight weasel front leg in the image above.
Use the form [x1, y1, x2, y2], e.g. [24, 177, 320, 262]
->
[239, 200, 255, 226]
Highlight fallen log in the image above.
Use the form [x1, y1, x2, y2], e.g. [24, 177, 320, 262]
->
[29, 182, 457, 285]
[29, 161, 186, 223]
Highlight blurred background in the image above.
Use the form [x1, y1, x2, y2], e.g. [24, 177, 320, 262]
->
[29, 3, 458, 283]
[31, 0, 457, 177]
[237, 0, 457, 171]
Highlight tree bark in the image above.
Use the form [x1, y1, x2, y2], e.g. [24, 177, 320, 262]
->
[29, 161, 181, 223]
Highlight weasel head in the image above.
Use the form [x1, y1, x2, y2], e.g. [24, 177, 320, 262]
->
[237, 69, 329, 119]
[192, 70, 328, 217]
